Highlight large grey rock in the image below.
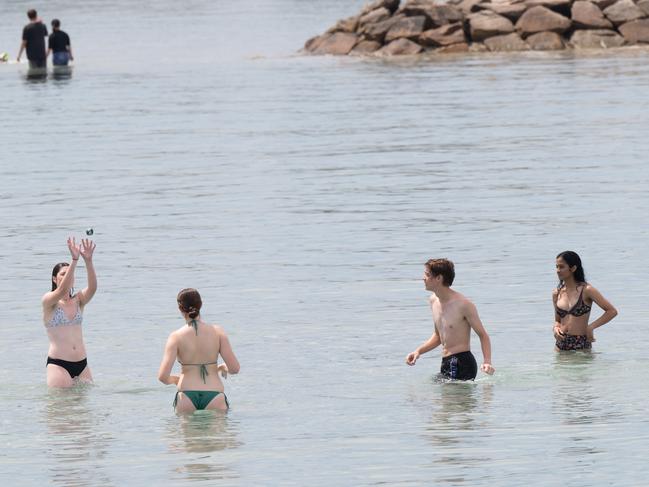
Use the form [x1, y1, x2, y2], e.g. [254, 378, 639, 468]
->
[327, 15, 361, 34]
[385, 15, 428, 42]
[570, 28, 625, 47]
[360, 15, 405, 41]
[571, 1, 613, 29]
[419, 22, 467, 46]
[638, 0, 649, 16]
[484, 32, 529, 49]
[478, 0, 528, 21]
[468, 11, 515, 41]
[526, 30, 565, 48]
[313, 32, 359, 55]
[349, 40, 383, 54]
[359, 7, 392, 27]
[361, 0, 401, 15]
[516, 6, 571, 36]
[377, 37, 424, 54]
[603, 0, 647, 26]
[618, 18, 649, 42]
[400, 0, 464, 26]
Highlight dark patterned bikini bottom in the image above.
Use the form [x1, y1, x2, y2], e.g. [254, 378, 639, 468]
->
[556, 332, 591, 351]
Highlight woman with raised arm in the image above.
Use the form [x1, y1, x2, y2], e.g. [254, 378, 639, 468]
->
[553, 251, 618, 351]
[158, 288, 240, 414]
[42, 237, 97, 387]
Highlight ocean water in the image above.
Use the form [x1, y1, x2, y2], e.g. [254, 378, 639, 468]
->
[1, 0, 649, 485]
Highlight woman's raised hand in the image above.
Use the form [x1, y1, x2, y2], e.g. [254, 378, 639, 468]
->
[67, 237, 80, 260]
[80, 239, 96, 261]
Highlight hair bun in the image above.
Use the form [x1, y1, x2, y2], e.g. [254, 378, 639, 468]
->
[177, 288, 202, 320]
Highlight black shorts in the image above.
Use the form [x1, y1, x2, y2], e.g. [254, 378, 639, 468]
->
[439, 351, 478, 381]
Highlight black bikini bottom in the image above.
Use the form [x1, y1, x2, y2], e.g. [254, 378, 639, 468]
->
[46, 357, 88, 378]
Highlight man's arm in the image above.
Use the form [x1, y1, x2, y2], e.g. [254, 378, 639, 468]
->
[406, 331, 441, 365]
[17, 40, 26, 62]
[464, 300, 495, 374]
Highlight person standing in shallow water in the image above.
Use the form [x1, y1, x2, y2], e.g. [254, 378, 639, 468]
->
[17, 9, 48, 68]
[553, 251, 617, 351]
[47, 19, 73, 66]
[158, 288, 240, 413]
[42, 237, 97, 387]
[406, 258, 495, 381]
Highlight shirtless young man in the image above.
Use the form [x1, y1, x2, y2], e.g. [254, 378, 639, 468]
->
[405, 258, 495, 381]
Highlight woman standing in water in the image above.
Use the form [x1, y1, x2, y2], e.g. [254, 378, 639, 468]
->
[553, 251, 617, 351]
[43, 237, 97, 387]
[158, 288, 240, 413]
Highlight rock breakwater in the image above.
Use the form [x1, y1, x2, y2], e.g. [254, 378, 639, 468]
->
[303, 0, 649, 55]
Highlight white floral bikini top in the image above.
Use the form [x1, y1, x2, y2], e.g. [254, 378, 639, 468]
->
[45, 297, 83, 328]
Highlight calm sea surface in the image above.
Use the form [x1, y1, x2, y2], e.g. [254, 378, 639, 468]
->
[1, 0, 649, 485]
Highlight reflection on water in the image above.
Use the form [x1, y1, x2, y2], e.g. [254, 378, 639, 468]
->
[551, 352, 604, 461]
[412, 384, 493, 484]
[51, 66, 73, 81]
[22, 65, 73, 83]
[553, 352, 598, 424]
[44, 386, 115, 487]
[165, 412, 241, 482]
[429, 382, 479, 432]
[25, 66, 47, 82]
[419, 382, 493, 484]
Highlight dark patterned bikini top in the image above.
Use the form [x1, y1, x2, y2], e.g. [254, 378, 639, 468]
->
[555, 285, 591, 318]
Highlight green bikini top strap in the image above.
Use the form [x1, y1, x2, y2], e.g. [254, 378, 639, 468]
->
[180, 361, 219, 384]
[199, 364, 209, 383]
[189, 319, 198, 335]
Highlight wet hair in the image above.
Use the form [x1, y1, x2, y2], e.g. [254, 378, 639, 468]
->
[51, 262, 69, 291]
[425, 258, 455, 286]
[177, 288, 202, 319]
[556, 250, 586, 287]
[51, 19, 60, 28]
[27, 9, 37, 20]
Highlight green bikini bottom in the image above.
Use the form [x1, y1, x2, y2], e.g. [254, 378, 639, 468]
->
[173, 390, 229, 411]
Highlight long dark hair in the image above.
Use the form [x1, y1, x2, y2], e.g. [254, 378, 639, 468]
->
[556, 251, 586, 288]
[177, 288, 202, 319]
[51, 262, 69, 291]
